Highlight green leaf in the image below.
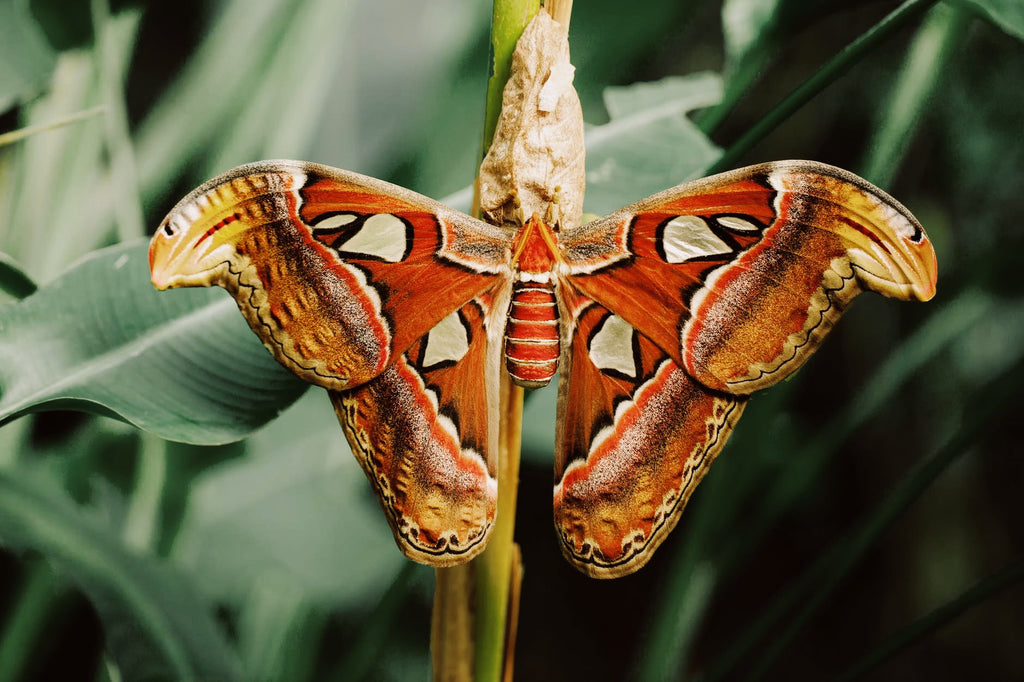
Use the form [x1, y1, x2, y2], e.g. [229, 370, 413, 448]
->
[172, 389, 403, 606]
[583, 73, 723, 216]
[721, 0, 782, 69]
[832, 557, 1024, 682]
[0, 240, 308, 444]
[860, 4, 970, 187]
[0, 468, 243, 681]
[0, 1, 57, 111]
[134, 0, 305, 205]
[960, 0, 1024, 40]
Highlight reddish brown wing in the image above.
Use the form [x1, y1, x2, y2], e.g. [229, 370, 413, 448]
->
[553, 287, 745, 578]
[551, 161, 936, 577]
[149, 160, 511, 391]
[329, 293, 505, 565]
[560, 160, 938, 394]
[149, 160, 514, 567]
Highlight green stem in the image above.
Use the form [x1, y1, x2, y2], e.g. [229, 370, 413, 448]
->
[472, 380, 524, 682]
[481, 0, 542, 154]
[467, 6, 542, 677]
[740, 356, 1024, 682]
[121, 433, 167, 552]
[706, 0, 939, 175]
[0, 107, 105, 148]
[831, 556, 1024, 682]
[0, 563, 63, 682]
[431, 3, 537, 680]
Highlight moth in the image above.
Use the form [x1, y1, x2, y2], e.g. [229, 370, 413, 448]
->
[148, 15, 936, 579]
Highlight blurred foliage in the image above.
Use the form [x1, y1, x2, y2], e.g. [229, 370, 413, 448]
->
[1, 0, 1023, 680]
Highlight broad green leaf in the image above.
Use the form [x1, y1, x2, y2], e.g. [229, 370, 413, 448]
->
[134, 0, 304, 203]
[200, 0, 356, 176]
[722, 0, 781, 69]
[3, 53, 110, 281]
[0, 468, 243, 681]
[961, 0, 1024, 40]
[861, 4, 969, 187]
[583, 73, 723, 216]
[0, 1, 57, 112]
[0, 240, 308, 444]
[173, 389, 403, 605]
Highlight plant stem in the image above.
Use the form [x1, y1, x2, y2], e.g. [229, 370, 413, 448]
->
[482, 0, 543, 154]
[121, 433, 167, 552]
[831, 556, 1024, 682]
[0, 563, 63, 682]
[473, 379, 524, 682]
[432, 564, 475, 681]
[706, 0, 939, 175]
[741, 356, 1024, 682]
[0, 107, 106, 148]
[432, 2, 537, 680]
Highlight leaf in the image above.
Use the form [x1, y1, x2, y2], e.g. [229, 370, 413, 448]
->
[961, 0, 1024, 41]
[0, 468, 243, 681]
[860, 4, 969, 187]
[0, 240, 308, 445]
[583, 73, 723, 216]
[199, 0, 357, 176]
[134, 0, 305, 205]
[0, 1, 57, 112]
[721, 0, 782, 69]
[172, 389, 404, 605]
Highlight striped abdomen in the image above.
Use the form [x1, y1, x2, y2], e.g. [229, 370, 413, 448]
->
[505, 282, 560, 387]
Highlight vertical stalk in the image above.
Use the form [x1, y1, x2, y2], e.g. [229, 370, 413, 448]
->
[472, 379, 524, 682]
[432, 2, 537, 680]
[0, 563, 63, 682]
[482, 0, 543, 153]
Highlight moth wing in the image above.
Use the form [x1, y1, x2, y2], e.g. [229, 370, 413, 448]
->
[149, 160, 511, 390]
[553, 288, 745, 578]
[560, 160, 937, 394]
[329, 288, 508, 566]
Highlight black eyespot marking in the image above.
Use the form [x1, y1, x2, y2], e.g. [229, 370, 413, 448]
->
[162, 223, 176, 237]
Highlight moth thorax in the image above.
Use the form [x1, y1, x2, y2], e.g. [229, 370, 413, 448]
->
[504, 278, 560, 388]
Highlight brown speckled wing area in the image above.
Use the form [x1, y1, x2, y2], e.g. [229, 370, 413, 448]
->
[149, 161, 510, 392]
[328, 297, 501, 566]
[553, 290, 745, 578]
[562, 161, 937, 396]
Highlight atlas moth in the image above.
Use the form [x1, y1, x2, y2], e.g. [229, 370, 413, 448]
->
[148, 10, 936, 578]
